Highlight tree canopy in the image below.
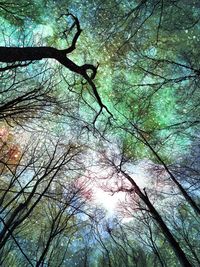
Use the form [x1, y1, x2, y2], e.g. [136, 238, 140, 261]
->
[0, 1, 200, 266]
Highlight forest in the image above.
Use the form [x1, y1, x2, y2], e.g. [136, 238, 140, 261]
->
[0, 0, 200, 266]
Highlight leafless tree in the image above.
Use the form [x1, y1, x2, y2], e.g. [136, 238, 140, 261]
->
[99, 146, 193, 267]
[0, 132, 86, 266]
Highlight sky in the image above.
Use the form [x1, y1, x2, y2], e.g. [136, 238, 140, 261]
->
[0, 1, 200, 266]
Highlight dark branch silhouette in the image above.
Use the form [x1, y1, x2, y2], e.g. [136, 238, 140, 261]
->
[0, 13, 112, 121]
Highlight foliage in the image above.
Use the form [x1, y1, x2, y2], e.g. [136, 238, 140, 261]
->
[0, 0, 200, 266]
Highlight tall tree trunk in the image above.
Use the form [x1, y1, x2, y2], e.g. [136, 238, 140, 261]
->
[140, 131, 200, 216]
[120, 169, 192, 267]
[126, 125, 200, 216]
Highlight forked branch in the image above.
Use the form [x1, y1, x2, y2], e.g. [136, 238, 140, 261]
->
[0, 13, 112, 121]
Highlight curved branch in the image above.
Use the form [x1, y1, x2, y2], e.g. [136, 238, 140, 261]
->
[0, 14, 112, 121]
[81, 63, 99, 80]
[58, 12, 82, 54]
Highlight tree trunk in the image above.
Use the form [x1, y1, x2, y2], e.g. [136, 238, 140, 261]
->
[141, 133, 200, 216]
[121, 170, 192, 267]
[0, 46, 108, 112]
[0, 46, 83, 75]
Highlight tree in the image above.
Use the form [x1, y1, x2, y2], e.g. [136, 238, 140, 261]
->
[0, 132, 86, 265]
[0, 1, 200, 266]
[0, 12, 112, 124]
[100, 148, 193, 267]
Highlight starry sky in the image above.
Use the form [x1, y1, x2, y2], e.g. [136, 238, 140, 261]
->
[0, 1, 200, 266]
